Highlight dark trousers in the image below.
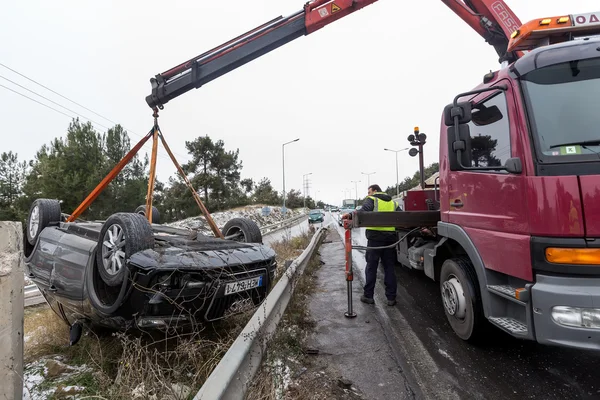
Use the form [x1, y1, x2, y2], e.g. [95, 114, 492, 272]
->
[364, 239, 398, 300]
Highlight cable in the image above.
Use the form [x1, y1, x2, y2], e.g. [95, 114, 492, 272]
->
[0, 62, 190, 162]
[0, 83, 74, 119]
[0, 74, 111, 130]
[0, 61, 120, 126]
[350, 227, 422, 250]
[0, 83, 174, 164]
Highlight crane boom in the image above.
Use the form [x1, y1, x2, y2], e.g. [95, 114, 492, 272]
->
[146, 0, 522, 109]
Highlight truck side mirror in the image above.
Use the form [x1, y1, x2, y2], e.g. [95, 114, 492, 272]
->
[447, 124, 472, 171]
[504, 157, 522, 174]
[444, 102, 472, 126]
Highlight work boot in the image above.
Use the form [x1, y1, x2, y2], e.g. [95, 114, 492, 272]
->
[360, 295, 374, 304]
[387, 299, 397, 306]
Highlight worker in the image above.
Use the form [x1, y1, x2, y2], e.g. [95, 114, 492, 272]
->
[342, 184, 401, 306]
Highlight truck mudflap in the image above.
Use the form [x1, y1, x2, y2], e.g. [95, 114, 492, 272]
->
[531, 274, 600, 350]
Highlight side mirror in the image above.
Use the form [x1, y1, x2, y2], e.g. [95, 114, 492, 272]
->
[447, 124, 472, 170]
[444, 102, 472, 126]
[504, 157, 522, 174]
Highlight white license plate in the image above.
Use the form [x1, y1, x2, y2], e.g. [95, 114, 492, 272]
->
[224, 276, 263, 295]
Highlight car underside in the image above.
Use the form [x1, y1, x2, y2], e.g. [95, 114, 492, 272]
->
[23, 198, 276, 342]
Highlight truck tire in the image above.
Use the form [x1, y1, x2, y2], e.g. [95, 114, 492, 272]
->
[222, 218, 262, 244]
[26, 199, 62, 245]
[439, 257, 485, 342]
[96, 213, 155, 287]
[134, 205, 160, 224]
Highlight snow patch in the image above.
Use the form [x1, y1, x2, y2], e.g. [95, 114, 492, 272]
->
[167, 205, 305, 235]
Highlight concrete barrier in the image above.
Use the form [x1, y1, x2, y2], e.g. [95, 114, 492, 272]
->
[0, 221, 24, 400]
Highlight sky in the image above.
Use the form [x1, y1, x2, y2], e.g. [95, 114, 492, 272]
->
[1, 0, 595, 207]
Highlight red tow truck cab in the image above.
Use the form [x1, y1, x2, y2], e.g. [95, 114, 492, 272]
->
[399, 12, 600, 350]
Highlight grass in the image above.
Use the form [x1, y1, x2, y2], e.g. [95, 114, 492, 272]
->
[22, 232, 316, 400]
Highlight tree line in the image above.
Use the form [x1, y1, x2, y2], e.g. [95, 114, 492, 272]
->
[0, 119, 325, 223]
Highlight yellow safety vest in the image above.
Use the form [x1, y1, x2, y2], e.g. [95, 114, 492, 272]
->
[365, 193, 398, 232]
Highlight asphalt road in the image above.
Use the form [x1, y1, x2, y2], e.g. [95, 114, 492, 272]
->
[330, 211, 600, 400]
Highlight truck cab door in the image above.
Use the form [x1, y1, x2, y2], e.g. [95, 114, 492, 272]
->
[447, 79, 532, 281]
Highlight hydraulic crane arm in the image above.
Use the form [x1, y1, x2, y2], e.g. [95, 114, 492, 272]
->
[442, 0, 523, 62]
[146, 0, 523, 109]
[146, 0, 378, 109]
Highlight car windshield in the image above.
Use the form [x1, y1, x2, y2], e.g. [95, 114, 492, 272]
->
[309, 210, 321, 215]
[521, 57, 600, 160]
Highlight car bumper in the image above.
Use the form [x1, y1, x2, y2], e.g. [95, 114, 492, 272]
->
[531, 274, 600, 350]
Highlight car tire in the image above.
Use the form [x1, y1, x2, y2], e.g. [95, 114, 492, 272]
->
[96, 213, 155, 287]
[26, 199, 62, 245]
[439, 257, 485, 342]
[134, 205, 160, 224]
[222, 218, 262, 244]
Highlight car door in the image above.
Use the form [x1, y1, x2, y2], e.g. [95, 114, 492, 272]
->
[48, 228, 94, 311]
[447, 80, 532, 281]
[27, 227, 62, 292]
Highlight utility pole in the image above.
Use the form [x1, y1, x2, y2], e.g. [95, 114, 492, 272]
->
[350, 180, 361, 207]
[282, 138, 299, 212]
[302, 172, 312, 209]
[361, 171, 375, 189]
[384, 148, 409, 196]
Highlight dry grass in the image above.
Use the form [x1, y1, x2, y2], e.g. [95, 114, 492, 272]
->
[269, 231, 312, 284]
[23, 305, 249, 399]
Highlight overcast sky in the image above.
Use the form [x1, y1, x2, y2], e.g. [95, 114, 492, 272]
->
[1, 0, 594, 207]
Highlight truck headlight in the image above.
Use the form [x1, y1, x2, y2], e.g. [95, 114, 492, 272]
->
[551, 306, 600, 329]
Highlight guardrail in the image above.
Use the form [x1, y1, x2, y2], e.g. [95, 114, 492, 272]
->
[259, 212, 307, 234]
[193, 225, 328, 400]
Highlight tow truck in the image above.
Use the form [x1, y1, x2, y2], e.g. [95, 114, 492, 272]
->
[145, 1, 600, 350]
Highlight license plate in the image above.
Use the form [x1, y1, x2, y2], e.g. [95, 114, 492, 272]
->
[573, 12, 600, 27]
[224, 276, 263, 295]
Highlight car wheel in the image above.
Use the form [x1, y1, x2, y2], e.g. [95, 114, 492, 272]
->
[26, 199, 61, 245]
[96, 213, 154, 287]
[222, 218, 262, 244]
[440, 258, 485, 342]
[134, 205, 160, 224]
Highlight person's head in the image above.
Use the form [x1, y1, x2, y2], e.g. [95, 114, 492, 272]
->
[368, 184, 382, 196]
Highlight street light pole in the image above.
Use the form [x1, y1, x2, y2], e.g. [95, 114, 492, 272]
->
[282, 138, 300, 212]
[302, 172, 312, 209]
[361, 171, 376, 188]
[350, 180, 361, 207]
[384, 148, 409, 197]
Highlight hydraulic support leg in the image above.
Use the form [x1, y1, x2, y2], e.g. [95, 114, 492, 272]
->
[343, 219, 357, 318]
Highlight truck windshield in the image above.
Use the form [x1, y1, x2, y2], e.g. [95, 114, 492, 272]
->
[521, 57, 600, 160]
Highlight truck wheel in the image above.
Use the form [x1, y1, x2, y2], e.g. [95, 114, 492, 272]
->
[96, 213, 154, 287]
[439, 258, 485, 342]
[26, 199, 62, 245]
[222, 218, 262, 244]
[134, 205, 160, 224]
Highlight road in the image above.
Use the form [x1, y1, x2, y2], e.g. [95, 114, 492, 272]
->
[329, 211, 600, 400]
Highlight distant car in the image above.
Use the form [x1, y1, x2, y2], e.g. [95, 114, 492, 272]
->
[308, 209, 325, 224]
[337, 207, 355, 226]
[23, 198, 277, 341]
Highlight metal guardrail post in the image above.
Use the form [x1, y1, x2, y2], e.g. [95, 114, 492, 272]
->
[0, 221, 24, 400]
[343, 219, 357, 318]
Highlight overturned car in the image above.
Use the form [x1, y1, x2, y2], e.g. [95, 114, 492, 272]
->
[23, 198, 277, 340]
